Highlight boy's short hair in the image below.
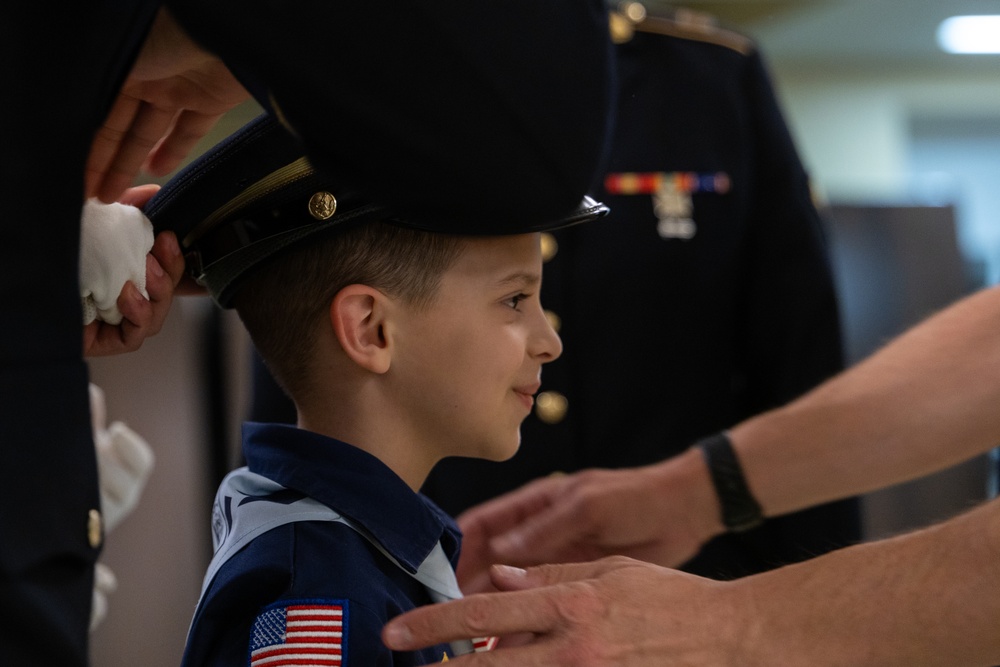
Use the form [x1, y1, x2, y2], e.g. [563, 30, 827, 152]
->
[233, 221, 463, 401]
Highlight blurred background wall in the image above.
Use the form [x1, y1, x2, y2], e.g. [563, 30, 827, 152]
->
[88, 2, 1000, 663]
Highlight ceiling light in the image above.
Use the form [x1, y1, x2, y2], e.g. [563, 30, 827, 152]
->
[938, 15, 1000, 54]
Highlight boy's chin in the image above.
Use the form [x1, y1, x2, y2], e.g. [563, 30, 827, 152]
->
[480, 434, 522, 463]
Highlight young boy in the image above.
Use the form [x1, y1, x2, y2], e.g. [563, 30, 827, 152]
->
[145, 114, 607, 666]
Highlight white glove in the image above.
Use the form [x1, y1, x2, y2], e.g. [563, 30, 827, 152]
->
[89, 563, 118, 632]
[80, 199, 154, 325]
[88, 384, 155, 632]
[89, 384, 155, 533]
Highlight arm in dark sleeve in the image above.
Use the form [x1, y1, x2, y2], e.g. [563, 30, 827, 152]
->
[737, 48, 844, 413]
[733, 47, 862, 558]
[164, 1, 615, 229]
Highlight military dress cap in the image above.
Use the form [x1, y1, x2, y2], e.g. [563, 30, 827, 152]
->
[145, 114, 609, 308]
[163, 0, 614, 229]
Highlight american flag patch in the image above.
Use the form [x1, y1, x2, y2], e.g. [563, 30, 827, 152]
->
[249, 601, 347, 666]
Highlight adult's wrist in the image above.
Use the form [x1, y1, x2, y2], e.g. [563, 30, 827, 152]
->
[651, 446, 727, 546]
[696, 432, 765, 533]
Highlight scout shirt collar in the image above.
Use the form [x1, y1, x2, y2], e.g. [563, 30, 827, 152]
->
[241, 422, 460, 574]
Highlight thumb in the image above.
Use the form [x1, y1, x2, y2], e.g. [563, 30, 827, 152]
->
[117, 183, 161, 208]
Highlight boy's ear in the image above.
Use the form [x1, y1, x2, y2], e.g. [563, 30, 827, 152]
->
[329, 285, 392, 374]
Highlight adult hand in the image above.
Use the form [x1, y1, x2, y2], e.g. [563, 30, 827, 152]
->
[385, 557, 746, 666]
[83, 184, 192, 356]
[390, 500, 1000, 666]
[85, 7, 249, 203]
[456, 449, 722, 594]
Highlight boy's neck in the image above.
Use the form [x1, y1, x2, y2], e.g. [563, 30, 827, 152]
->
[296, 403, 438, 493]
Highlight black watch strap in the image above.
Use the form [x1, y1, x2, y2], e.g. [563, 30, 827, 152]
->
[697, 432, 764, 533]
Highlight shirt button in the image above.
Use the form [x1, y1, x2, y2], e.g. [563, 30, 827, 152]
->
[88, 509, 103, 549]
[535, 391, 568, 424]
[540, 233, 558, 262]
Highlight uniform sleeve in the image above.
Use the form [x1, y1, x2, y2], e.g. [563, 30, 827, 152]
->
[163, 1, 614, 229]
[737, 48, 844, 412]
[732, 48, 862, 559]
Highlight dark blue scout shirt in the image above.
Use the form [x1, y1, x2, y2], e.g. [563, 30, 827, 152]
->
[181, 423, 462, 666]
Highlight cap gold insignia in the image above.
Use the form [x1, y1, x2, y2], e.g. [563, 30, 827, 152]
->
[308, 191, 337, 220]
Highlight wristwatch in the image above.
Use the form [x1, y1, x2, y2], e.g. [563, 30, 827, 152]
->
[696, 432, 764, 532]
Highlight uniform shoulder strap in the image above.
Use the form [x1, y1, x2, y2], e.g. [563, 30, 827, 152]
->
[612, 5, 755, 55]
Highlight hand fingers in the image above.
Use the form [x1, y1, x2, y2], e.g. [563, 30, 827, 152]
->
[82, 321, 99, 355]
[383, 588, 560, 653]
[137, 234, 184, 336]
[134, 255, 170, 335]
[110, 282, 153, 354]
[85, 94, 141, 200]
[116, 183, 161, 208]
[149, 231, 185, 290]
[491, 559, 635, 592]
[458, 480, 552, 538]
[83, 283, 150, 357]
[88, 383, 107, 434]
[487, 493, 592, 565]
[144, 110, 224, 176]
[458, 567, 499, 596]
[457, 477, 568, 563]
[82, 233, 184, 357]
[137, 232, 183, 325]
[94, 102, 180, 203]
[421, 642, 558, 667]
[149, 230, 205, 297]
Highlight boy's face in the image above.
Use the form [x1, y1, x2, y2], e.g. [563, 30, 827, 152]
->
[389, 232, 562, 465]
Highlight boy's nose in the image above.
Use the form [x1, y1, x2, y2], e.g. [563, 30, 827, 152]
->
[532, 306, 563, 362]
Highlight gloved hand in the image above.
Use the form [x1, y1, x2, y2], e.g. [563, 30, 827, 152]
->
[90, 383, 156, 532]
[89, 563, 118, 632]
[88, 383, 155, 631]
[80, 199, 154, 326]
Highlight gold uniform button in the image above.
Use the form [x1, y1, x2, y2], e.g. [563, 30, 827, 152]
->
[544, 310, 561, 333]
[87, 509, 103, 549]
[540, 233, 558, 262]
[609, 11, 634, 43]
[535, 391, 568, 424]
[609, 3, 646, 44]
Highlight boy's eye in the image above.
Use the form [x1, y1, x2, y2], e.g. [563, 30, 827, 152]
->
[504, 293, 527, 310]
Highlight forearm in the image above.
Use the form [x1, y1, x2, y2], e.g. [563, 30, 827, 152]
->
[736, 496, 1000, 666]
[731, 285, 1000, 516]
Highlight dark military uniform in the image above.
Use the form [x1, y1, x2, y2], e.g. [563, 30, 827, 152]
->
[0, 3, 612, 664]
[423, 8, 861, 579]
[1, 5, 161, 666]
